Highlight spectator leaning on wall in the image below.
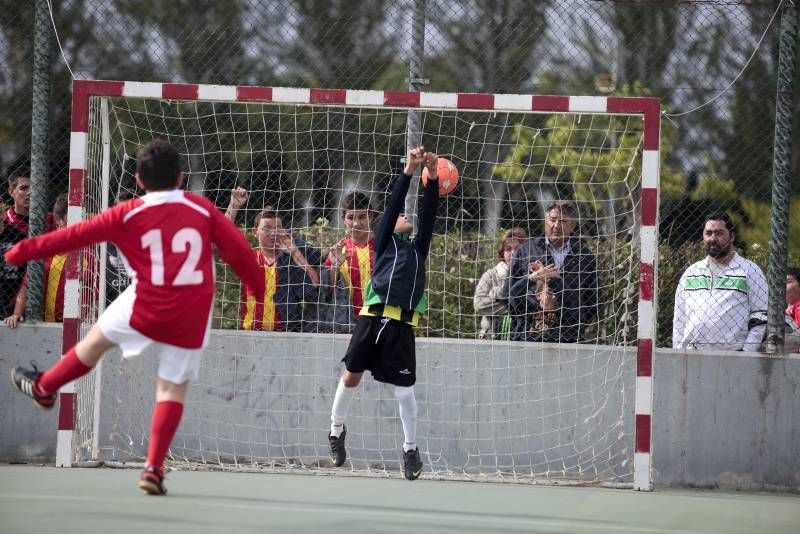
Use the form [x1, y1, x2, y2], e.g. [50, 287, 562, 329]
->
[473, 227, 527, 340]
[672, 213, 768, 352]
[503, 201, 600, 343]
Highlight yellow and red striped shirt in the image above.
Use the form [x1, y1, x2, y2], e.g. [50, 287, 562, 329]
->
[241, 251, 282, 331]
[327, 237, 374, 316]
[43, 254, 67, 322]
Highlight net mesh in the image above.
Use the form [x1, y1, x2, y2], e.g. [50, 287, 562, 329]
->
[73, 91, 650, 485]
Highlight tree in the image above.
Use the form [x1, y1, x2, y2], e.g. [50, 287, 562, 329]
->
[425, 0, 553, 236]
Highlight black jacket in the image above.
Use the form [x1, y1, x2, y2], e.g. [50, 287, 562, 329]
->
[363, 172, 439, 312]
[0, 224, 27, 316]
[503, 236, 600, 343]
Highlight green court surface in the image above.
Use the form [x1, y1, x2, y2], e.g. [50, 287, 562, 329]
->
[0, 465, 797, 533]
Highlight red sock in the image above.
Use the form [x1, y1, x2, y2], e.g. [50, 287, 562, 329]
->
[145, 401, 184, 471]
[36, 347, 93, 396]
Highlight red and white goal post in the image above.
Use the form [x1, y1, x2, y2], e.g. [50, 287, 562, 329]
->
[60, 79, 659, 490]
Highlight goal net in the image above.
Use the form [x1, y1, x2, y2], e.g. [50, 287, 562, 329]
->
[70, 82, 659, 489]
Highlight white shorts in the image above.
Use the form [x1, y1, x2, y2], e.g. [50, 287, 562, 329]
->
[98, 285, 203, 384]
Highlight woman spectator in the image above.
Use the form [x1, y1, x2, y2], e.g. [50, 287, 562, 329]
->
[473, 227, 527, 339]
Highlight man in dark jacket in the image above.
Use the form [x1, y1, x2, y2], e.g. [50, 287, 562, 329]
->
[327, 146, 439, 482]
[505, 201, 599, 343]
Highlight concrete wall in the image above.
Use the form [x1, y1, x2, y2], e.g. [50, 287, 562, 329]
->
[1, 324, 798, 491]
[0, 323, 63, 462]
[92, 332, 634, 483]
[654, 350, 800, 490]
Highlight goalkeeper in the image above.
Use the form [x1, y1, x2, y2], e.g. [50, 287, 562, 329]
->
[327, 146, 439, 481]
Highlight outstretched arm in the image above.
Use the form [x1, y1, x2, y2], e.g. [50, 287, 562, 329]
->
[374, 146, 428, 257]
[225, 187, 250, 224]
[4, 208, 119, 266]
[212, 208, 266, 299]
[414, 151, 440, 259]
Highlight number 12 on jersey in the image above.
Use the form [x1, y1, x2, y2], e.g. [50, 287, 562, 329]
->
[141, 228, 204, 286]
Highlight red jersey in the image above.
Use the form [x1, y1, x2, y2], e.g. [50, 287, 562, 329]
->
[787, 301, 800, 328]
[5, 189, 265, 348]
[3, 206, 54, 235]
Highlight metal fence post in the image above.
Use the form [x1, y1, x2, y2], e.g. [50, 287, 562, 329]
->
[26, 0, 54, 320]
[765, 0, 798, 353]
[404, 0, 427, 220]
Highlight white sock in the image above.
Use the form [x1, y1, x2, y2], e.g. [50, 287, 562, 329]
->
[330, 378, 357, 437]
[393, 385, 417, 452]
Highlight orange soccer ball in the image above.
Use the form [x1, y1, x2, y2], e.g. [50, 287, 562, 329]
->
[421, 157, 460, 196]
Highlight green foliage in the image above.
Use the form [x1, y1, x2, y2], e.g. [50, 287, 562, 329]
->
[732, 196, 800, 258]
[493, 82, 684, 216]
[690, 176, 738, 205]
[427, 0, 553, 93]
[423, 231, 493, 338]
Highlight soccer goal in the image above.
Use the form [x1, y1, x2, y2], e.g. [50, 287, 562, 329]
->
[62, 80, 659, 490]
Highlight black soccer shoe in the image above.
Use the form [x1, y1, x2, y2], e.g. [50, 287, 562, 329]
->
[328, 425, 347, 467]
[11, 364, 56, 411]
[138, 466, 167, 496]
[403, 447, 423, 481]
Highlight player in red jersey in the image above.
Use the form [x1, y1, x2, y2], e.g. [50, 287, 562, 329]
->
[6, 139, 265, 496]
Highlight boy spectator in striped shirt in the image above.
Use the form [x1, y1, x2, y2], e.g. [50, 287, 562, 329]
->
[4, 193, 70, 327]
[321, 191, 376, 333]
[225, 189, 321, 332]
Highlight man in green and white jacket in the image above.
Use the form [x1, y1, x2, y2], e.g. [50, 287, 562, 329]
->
[673, 213, 768, 352]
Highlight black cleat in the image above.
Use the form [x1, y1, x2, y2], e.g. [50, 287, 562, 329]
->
[138, 466, 167, 496]
[11, 363, 56, 411]
[403, 447, 423, 481]
[328, 425, 347, 467]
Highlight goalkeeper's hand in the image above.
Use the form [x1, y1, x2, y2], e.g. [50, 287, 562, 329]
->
[423, 151, 438, 180]
[403, 146, 426, 175]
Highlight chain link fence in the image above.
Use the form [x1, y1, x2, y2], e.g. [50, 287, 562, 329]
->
[1, 0, 798, 347]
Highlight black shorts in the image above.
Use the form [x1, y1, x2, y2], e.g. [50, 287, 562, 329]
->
[343, 315, 416, 387]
